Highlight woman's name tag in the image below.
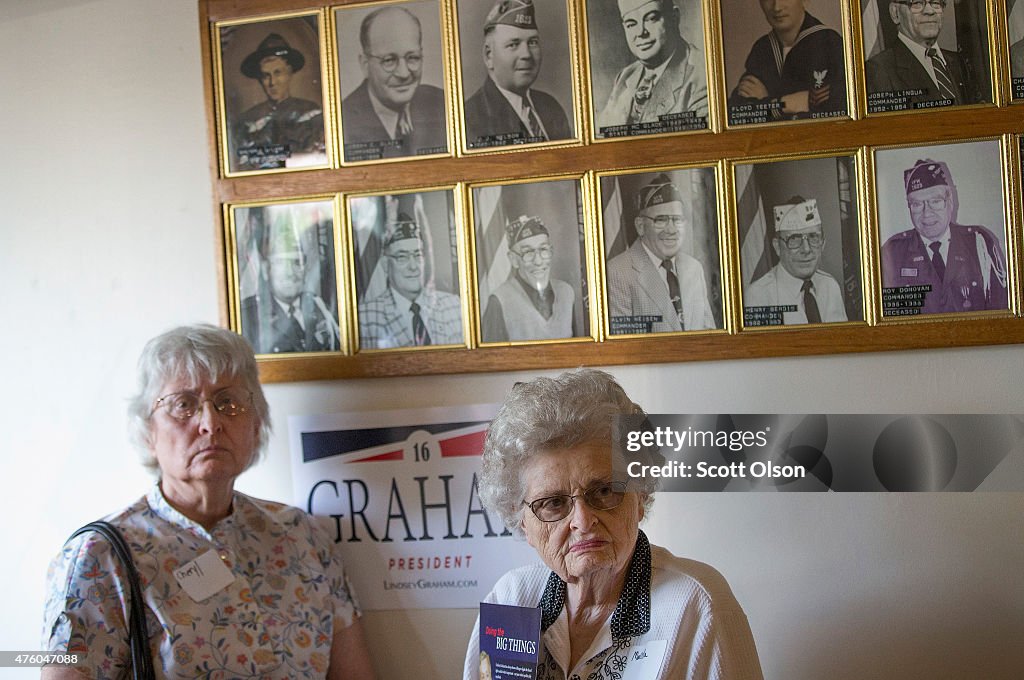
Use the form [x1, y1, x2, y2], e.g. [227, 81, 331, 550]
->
[173, 549, 235, 601]
[620, 640, 667, 680]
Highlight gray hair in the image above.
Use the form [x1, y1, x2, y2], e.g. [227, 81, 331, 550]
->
[479, 368, 657, 536]
[127, 324, 271, 473]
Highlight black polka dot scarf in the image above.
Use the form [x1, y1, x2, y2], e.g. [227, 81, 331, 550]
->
[538, 530, 652, 638]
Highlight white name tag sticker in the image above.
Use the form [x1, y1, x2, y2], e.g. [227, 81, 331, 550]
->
[173, 549, 235, 602]
[620, 639, 667, 680]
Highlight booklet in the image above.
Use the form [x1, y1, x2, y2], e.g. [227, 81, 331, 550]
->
[478, 602, 542, 680]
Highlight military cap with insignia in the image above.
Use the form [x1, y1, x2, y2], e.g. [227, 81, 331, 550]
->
[505, 214, 548, 246]
[904, 159, 954, 194]
[637, 173, 684, 211]
[484, 0, 537, 33]
[384, 212, 421, 247]
[773, 196, 821, 233]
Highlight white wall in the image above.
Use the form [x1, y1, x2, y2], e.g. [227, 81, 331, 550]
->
[2, 1, 1022, 678]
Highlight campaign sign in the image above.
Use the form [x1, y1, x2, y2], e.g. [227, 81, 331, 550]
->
[479, 602, 542, 680]
[291, 405, 539, 610]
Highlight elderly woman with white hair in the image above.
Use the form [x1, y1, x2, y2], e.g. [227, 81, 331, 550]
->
[463, 369, 762, 680]
[42, 324, 375, 679]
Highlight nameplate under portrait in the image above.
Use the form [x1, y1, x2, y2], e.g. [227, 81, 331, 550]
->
[873, 138, 1011, 319]
[454, 0, 582, 152]
[215, 12, 332, 176]
[470, 176, 596, 345]
[597, 166, 725, 337]
[348, 187, 468, 351]
[722, 0, 851, 127]
[227, 197, 343, 355]
[334, 0, 453, 164]
[734, 153, 865, 329]
[860, 0, 993, 114]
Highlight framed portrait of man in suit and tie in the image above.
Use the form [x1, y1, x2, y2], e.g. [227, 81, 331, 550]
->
[734, 153, 864, 328]
[597, 166, 724, 336]
[334, 0, 453, 164]
[349, 187, 468, 351]
[860, 0, 993, 114]
[873, 139, 1010, 319]
[454, 0, 581, 152]
[227, 198, 343, 355]
[1008, 0, 1024, 99]
[584, 0, 711, 139]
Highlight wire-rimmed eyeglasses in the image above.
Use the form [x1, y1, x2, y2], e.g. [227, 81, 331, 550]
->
[364, 52, 423, 73]
[892, 0, 946, 13]
[523, 481, 628, 522]
[153, 387, 252, 420]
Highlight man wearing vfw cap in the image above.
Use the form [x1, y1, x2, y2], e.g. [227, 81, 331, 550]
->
[745, 196, 847, 325]
[463, 0, 572, 147]
[234, 33, 325, 169]
[240, 218, 340, 354]
[597, 0, 708, 133]
[606, 174, 716, 334]
[481, 215, 578, 342]
[881, 158, 1007, 314]
[359, 212, 464, 349]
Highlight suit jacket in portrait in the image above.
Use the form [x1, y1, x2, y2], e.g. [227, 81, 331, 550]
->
[744, 264, 848, 325]
[463, 77, 572, 148]
[881, 223, 1008, 314]
[864, 37, 980, 108]
[340, 80, 448, 161]
[358, 286, 463, 349]
[1010, 37, 1024, 80]
[240, 291, 340, 354]
[606, 240, 716, 334]
[597, 39, 708, 133]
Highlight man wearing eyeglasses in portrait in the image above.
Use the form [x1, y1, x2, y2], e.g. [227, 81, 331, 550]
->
[481, 215, 579, 342]
[606, 174, 716, 335]
[744, 196, 847, 326]
[240, 218, 341, 354]
[359, 212, 464, 349]
[881, 159, 1007, 315]
[864, 0, 983, 112]
[340, 5, 447, 162]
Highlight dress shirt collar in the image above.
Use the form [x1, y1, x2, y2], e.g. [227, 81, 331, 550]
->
[918, 227, 951, 260]
[367, 85, 408, 140]
[514, 273, 555, 314]
[147, 482, 238, 540]
[773, 262, 817, 299]
[898, 30, 946, 88]
[491, 79, 548, 138]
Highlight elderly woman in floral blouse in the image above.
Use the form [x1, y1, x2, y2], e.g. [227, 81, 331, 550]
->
[463, 369, 763, 679]
[42, 324, 375, 679]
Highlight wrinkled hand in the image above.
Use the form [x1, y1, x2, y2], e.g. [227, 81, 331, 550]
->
[736, 74, 769, 100]
[780, 90, 810, 114]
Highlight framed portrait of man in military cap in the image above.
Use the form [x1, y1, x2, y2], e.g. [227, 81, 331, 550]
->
[335, 0, 452, 164]
[721, 0, 850, 127]
[874, 139, 1009, 318]
[598, 166, 723, 335]
[1009, 0, 1024, 99]
[735, 154, 864, 328]
[585, 0, 711, 139]
[454, 0, 581, 152]
[348, 187, 467, 350]
[216, 12, 331, 175]
[860, 0, 993, 114]
[470, 177, 593, 344]
[228, 198, 342, 355]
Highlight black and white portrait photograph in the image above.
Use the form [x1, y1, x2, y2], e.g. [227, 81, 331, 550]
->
[472, 178, 590, 343]
[350, 188, 465, 350]
[232, 200, 341, 354]
[586, 0, 709, 139]
[335, 0, 451, 163]
[875, 140, 1008, 317]
[861, 0, 991, 113]
[218, 14, 330, 174]
[723, 0, 848, 126]
[599, 168, 722, 335]
[1009, 0, 1024, 98]
[736, 155, 863, 327]
[456, 0, 578, 150]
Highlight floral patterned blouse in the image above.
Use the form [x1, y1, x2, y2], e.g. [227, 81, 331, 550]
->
[43, 485, 360, 679]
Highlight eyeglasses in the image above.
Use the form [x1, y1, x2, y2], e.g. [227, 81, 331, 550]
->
[385, 250, 424, 265]
[523, 481, 627, 522]
[892, 0, 946, 12]
[777, 233, 823, 250]
[364, 52, 423, 73]
[512, 244, 553, 264]
[153, 387, 252, 420]
[642, 215, 685, 230]
[908, 196, 948, 213]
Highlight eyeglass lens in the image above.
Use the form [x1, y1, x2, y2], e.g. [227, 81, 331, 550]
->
[526, 482, 627, 522]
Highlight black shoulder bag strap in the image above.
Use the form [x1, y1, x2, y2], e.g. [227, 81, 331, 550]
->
[67, 521, 157, 680]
